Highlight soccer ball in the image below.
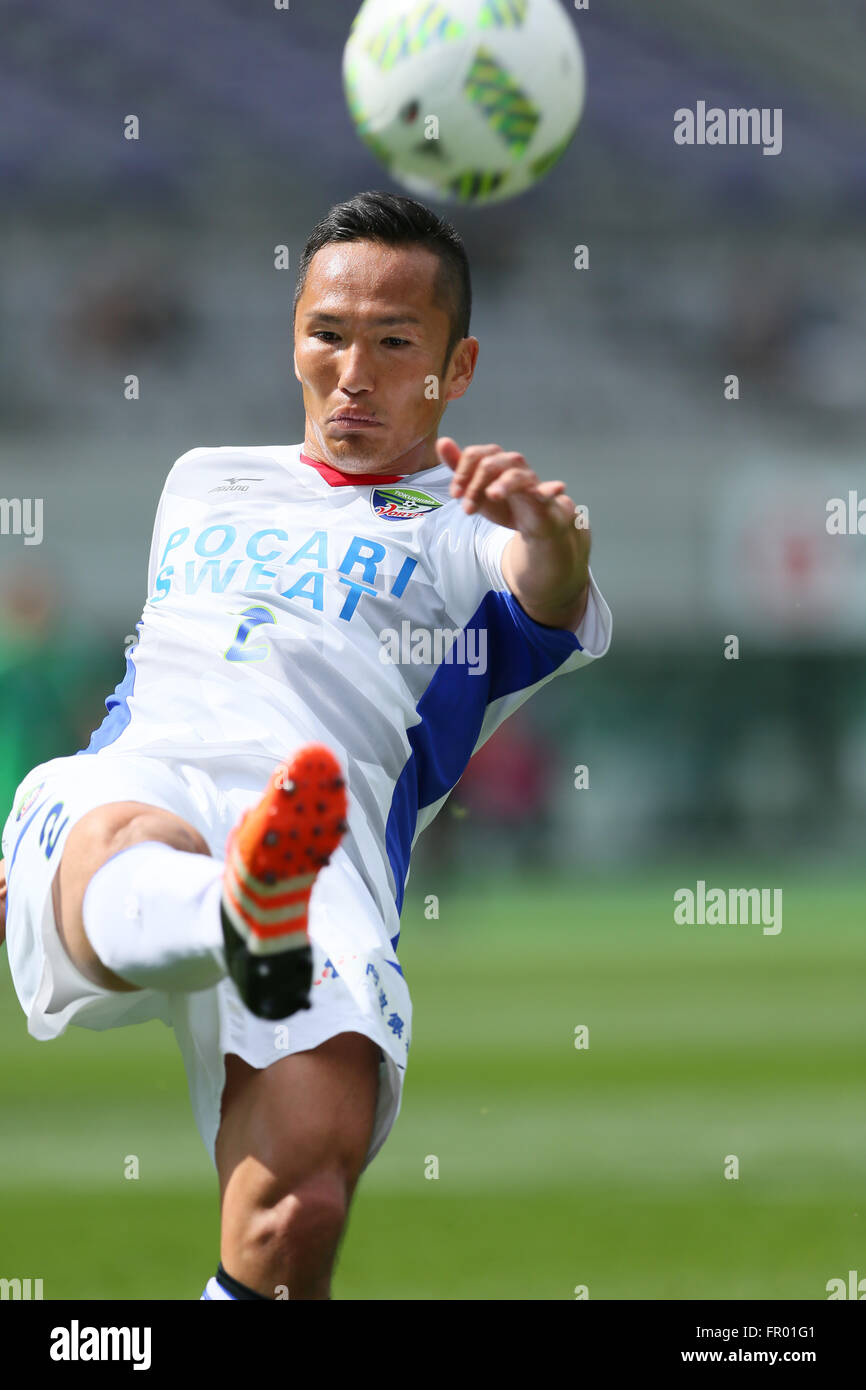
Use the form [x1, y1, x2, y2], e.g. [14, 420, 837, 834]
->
[342, 0, 586, 205]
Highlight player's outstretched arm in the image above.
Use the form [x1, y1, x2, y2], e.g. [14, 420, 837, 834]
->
[436, 436, 590, 631]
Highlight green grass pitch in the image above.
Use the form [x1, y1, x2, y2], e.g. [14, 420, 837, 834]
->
[1, 868, 862, 1299]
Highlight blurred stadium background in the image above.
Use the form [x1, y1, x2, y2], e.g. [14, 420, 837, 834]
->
[1, 0, 864, 1299]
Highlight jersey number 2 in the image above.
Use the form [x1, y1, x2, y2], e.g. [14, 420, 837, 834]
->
[225, 605, 276, 663]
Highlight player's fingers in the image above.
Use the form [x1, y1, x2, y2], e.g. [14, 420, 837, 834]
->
[435, 437, 462, 470]
[522, 479, 568, 503]
[486, 465, 542, 500]
[449, 443, 505, 495]
[452, 444, 504, 493]
[462, 454, 532, 510]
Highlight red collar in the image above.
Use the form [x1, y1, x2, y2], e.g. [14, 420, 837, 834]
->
[300, 450, 405, 488]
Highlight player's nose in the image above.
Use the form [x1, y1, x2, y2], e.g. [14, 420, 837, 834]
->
[337, 343, 375, 393]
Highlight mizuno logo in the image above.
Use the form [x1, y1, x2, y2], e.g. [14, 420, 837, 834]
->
[209, 478, 263, 494]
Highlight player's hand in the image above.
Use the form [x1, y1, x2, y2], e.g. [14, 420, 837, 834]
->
[0, 857, 6, 947]
[437, 436, 591, 630]
[436, 437, 581, 543]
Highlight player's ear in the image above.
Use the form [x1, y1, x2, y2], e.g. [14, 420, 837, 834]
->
[443, 337, 478, 404]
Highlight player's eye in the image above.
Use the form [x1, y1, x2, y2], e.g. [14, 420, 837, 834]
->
[382, 337, 410, 347]
[312, 330, 340, 342]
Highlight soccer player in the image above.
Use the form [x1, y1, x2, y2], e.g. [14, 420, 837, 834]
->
[0, 191, 611, 1301]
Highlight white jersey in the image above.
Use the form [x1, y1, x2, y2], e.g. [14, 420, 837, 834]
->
[80, 444, 612, 942]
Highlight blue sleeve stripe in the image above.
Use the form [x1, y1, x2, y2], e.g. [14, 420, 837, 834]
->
[77, 622, 142, 756]
[386, 590, 580, 931]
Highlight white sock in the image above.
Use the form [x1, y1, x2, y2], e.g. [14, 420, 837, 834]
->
[82, 840, 225, 993]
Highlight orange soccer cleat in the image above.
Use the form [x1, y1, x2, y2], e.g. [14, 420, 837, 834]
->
[220, 744, 348, 1019]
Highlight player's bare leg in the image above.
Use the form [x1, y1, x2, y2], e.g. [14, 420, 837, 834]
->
[53, 802, 213, 990]
[215, 1033, 380, 1299]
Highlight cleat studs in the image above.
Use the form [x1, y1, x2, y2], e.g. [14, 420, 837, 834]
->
[316, 802, 327, 814]
[263, 872, 277, 885]
[337, 819, 349, 833]
[264, 831, 279, 846]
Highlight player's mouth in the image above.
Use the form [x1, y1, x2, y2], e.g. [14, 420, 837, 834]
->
[329, 412, 382, 430]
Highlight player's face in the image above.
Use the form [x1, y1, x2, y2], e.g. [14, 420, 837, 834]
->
[294, 241, 476, 473]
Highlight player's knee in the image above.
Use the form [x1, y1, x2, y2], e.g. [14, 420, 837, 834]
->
[110, 810, 210, 860]
[248, 1172, 350, 1263]
[69, 803, 210, 871]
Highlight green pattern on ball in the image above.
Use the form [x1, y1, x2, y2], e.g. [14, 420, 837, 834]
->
[463, 46, 539, 156]
[448, 169, 507, 201]
[363, 2, 466, 72]
[478, 0, 529, 28]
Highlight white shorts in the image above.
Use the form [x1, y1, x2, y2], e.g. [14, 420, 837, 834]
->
[1, 751, 411, 1172]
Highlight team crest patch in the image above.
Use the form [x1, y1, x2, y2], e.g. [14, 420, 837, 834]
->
[15, 780, 45, 821]
[371, 486, 443, 520]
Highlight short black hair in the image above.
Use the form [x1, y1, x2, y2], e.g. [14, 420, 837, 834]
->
[293, 191, 471, 370]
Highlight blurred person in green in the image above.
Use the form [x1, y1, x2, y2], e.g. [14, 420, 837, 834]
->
[0, 569, 115, 823]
